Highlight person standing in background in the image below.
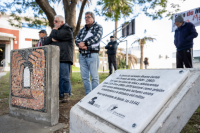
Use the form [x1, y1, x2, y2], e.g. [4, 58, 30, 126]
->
[144, 57, 149, 69]
[37, 30, 47, 47]
[105, 36, 118, 75]
[174, 14, 198, 68]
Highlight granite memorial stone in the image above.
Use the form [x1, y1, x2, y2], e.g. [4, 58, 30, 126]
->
[70, 69, 200, 133]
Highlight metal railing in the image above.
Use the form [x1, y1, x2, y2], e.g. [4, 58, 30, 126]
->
[1, 59, 5, 68]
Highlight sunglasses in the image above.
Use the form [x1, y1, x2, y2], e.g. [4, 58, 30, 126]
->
[54, 20, 60, 23]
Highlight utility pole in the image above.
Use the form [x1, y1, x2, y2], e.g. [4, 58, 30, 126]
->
[102, 47, 105, 72]
[126, 40, 128, 69]
[118, 40, 128, 69]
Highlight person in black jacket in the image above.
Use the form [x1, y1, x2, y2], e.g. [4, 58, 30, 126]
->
[105, 36, 118, 75]
[36, 30, 47, 47]
[174, 14, 198, 68]
[44, 15, 73, 102]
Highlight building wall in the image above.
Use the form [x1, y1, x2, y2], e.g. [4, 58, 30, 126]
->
[0, 14, 51, 71]
[124, 45, 174, 69]
[0, 14, 51, 49]
[0, 28, 19, 49]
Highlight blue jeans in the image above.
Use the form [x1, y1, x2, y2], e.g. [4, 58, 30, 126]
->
[79, 53, 99, 95]
[59, 62, 71, 97]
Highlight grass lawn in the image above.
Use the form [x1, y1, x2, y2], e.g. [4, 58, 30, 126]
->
[181, 107, 200, 133]
[72, 66, 80, 71]
[0, 72, 10, 115]
[0, 72, 200, 133]
[0, 72, 10, 99]
[72, 66, 109, 72]
[70, 72, 108, 100]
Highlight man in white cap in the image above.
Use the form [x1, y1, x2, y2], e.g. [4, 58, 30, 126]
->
[174, 14, 198, 68]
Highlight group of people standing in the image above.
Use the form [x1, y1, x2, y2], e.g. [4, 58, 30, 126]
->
[35, 12, 198, 102]
[36, 12, 112, 102]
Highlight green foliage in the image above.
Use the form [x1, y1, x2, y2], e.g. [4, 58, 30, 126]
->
[117, 57, 126, 69]
[95, 0, 134, 21]
[0, 0, 55, 28]
[94, 0, 186, 21]
[0, 0, 187, 29]
[181, 106, 200, 133]
[133, 30, 156, 45]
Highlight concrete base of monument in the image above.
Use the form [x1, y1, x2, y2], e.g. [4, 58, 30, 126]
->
[0, 115, 66, 133]
[70, 69, 200, 133]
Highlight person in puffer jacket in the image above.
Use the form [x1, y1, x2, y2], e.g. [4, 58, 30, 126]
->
[174, 14, 198, 68]
[44, 15, 73, 103]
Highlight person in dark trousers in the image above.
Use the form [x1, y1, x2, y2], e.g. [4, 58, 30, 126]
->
[174, 14, 198, 68]
[105, 36, 118, 75]
[44, 15, 73, 103]
[144, 57, 149, 69]
[36, 30, 47, 47]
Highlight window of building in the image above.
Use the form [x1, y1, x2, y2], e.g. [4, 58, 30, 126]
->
[32, 39, 39, 47]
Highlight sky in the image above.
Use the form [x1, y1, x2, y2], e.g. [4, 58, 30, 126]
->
[54, 0, 200, 57]
[1, 0, 199, 56]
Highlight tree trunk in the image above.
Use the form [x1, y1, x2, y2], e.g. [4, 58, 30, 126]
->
[140, 44, 144, 69]
[37, 0, 88, 77]
[62, 0, 87, 76]
[63, 0, 77, 68]
[36, 0, 56, 28]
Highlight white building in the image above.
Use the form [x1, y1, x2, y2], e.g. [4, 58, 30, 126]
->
[122, 45, 174, 69]
[0, 14, 51, 71]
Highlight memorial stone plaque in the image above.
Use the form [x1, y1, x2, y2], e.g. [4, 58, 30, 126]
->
[78, 70, 189, 133]
[9, 46, 60, 126]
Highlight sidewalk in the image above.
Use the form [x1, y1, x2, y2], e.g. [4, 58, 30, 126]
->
[0, 115, 65, 133]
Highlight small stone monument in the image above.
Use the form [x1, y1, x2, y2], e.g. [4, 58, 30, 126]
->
[9, 46, 60, 126]
[70, 69, 200, 133]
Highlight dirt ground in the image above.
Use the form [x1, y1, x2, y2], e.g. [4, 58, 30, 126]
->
[54, 99, 81, 133]
[0, 98, 9, 116]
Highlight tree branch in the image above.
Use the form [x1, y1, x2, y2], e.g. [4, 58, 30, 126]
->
[36, 0, 56, 28]
[74, 0, 87, 37]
